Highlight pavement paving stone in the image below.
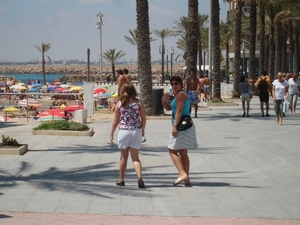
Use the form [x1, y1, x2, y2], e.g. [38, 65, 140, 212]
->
[0, 97, 300, 224]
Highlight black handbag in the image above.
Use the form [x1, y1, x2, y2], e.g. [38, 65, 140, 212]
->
[177, 115, 193, 131]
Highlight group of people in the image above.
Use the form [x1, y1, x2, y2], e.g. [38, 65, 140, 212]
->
[239, 71, 300, 125]
[110, 68, 198, 188]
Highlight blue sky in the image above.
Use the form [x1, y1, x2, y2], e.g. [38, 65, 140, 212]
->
[0, 0, 228, 63]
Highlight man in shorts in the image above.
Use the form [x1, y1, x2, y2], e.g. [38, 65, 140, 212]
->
[255, 71, 272, 117]
[203, 75, 211, 102]
[185, 68, 201, 118]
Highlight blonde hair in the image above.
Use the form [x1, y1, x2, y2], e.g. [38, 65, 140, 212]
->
[277, 72, 283, 79]
[119, 82, 137, 107]
[292, 73, 299, 80]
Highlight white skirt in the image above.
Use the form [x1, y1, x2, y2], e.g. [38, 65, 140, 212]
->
[168, 124, 198, 150]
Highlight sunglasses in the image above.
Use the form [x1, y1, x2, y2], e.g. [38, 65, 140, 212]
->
[171, 82, 180, 86]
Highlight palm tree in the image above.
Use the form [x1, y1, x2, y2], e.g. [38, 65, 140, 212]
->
[186, 0, 199, 74]
[34, 43, 51, 85]
[248, 0, 257, 81]
[153, 29, 173, 81]
[220, 19, 234, 82]
[232, 0, 242, 98]
[102, 49, 126, 80]
[136, 0, 153, 115]
[198, 14, 209, 76]
[211, 0, 221, 100]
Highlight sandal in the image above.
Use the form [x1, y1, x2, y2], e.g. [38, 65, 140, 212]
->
[116, 180, 125, 186]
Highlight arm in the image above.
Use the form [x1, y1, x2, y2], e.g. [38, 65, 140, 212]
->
[110, 101, 120, 143]
[139, 101, 146, 137]
[172, 92, 186, 137]
[272, 85, 276, 102]
[285, 86, 289, 100]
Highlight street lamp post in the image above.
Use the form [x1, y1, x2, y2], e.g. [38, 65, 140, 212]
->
[166, 50, 168, 81]
[96, 12, 105, 82]
[170, 47, 174, 77]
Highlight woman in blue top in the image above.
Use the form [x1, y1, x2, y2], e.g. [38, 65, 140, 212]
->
[162, 76, 198, 186]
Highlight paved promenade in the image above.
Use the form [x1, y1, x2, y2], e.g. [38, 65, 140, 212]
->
[0, 97, 300, 224]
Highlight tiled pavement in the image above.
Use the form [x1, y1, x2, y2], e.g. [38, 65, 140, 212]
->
[0, 97, 300, 224]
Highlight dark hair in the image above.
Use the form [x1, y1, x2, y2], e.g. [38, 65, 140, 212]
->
[240, 76, 246, 82]
[123, 68, 129, 74]
[120, 82, 137, 107]
[170, 75, 183, 85]
[190, 68, 196, 74]
[263, 71, 267, 76]
[117, 69, 123, 75]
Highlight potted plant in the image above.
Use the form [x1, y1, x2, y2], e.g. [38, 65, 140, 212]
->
[0, 135, 28, 155]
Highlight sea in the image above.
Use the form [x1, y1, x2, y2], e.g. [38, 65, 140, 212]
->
[2, 73, 84, 86]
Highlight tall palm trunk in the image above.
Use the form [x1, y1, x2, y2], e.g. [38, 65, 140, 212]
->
[42, 53, 46, 85]
[198, 34, 203, 76]
[212, 0, 221, 100]
[248, 0, 256, 80]
[268, 25, 275, 80]
[259, 2, 266, 75]
[186, 0, 199, 73]
[264, 35, 270, 72]
[233, 0, 242, 97]
[136, 0, 153, 115]
[281, 33, 287, 72]
[275, 22, 282, 76]
[288, 21, 294, 73]
[295, 29, 299, 74]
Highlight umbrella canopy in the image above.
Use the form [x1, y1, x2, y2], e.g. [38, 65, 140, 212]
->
[64, 104, 84, 112]
[54, 87, 67, 92]
[47, 86, 59, 91]
[69, 86, 84, 92]
[28, 88, 39, 93]
[13, 86, 27, 91]
[60, 84, 69, 88]
[94, 88, 107, 94]
[37, 115, 65, 122]
[0, 83, 6, 87]
[6, 81, 13, 86]
[94, 93, 111, 99]
[18, 98, 43, 107]
[54, 82, 61, 86]
[3, 106, 20, 112]
[38, 109, 66, 118]
[31, 83, 42, 88]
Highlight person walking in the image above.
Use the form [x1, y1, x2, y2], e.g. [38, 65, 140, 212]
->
[117, 69, 126, 98]
[239, 76, 251, 117]
[203, 75, 211, 102]
[272, 72, 289, 125]
[162, 76, 198, 186]
[287, 73, 300, 114]
[255, 71, 272, 117]
[185, 68, 201, 118]
[110, 82, 146, 188]
[123, 68, 132, 83]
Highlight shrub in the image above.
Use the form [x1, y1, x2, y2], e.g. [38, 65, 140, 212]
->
[33, 121, 89, 131]
[1, 135, 20, 146]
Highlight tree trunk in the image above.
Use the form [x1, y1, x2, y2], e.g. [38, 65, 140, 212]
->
[42, 53, 46, 85]
[136, 0, 153, 115]
[294, 29, 299, 74]
[281, 33, 287, 72]
[233, 0, 242, 97]
[186, 0, 199, 74]
[275, 23, 282, 76]
[248, 0, 256, 80]
[268, 25, 275, 80]
[259, 2, 265, 76]
[288, 21, 294, 73]
[212, 0, 221, 100]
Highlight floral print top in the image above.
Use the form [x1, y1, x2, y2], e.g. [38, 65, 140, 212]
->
[119, 101, 142, 130]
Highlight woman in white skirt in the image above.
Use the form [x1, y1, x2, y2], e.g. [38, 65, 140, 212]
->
[162, 75, 198, 186]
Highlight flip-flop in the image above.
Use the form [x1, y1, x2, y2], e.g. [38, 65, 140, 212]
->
[173, 176, 188, 186]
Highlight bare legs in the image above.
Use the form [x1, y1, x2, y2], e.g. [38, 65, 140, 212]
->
[242, 100, 250, 116]
[118, 147, 142, 182]
[169, 149, 190, 184]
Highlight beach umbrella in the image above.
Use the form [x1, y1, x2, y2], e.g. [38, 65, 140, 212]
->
[64, 104, 84, 112]
[54, 87, 67, 92]
[94, 93, 111, 99]
[111, 92, 118, 98]
[31, 83, 42, 88]
[0, 83, 6, 87]
[38, 108, 66, 117]
[28, 88, 39, 93]
[94, 88, 107, 94]
[60, 104, 66, 110]
[54, 82, 61, 86]
[47, 86, 59, 91]
[60, 84, 69, 88]
[18, 98, 43, 107]
[100, 84, 112, 88]
[37, 115, 65, 122]
[2, 106, 20, 122]
[69, 86, 84, 92]
[13, 86, 27, 91]
[6, 81, 13, 86]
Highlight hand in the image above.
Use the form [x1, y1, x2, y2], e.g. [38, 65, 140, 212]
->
[273, 97, 276, 102]
[172, 126, 178, 137]
[110, 134, 114, 143]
